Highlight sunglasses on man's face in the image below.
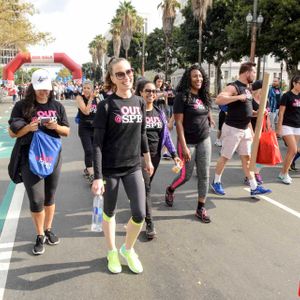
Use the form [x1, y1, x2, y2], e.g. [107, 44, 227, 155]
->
[114, 68, 134, 80]
[144, 89, 157, 94]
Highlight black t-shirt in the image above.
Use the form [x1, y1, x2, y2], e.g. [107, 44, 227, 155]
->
[93, 93, 148, 176]
[145, 107, 163, 157]
[173, 92, 210, 144]
[225, 80, 253, 129]
[78, 95, 97, 127]
[281, 91, 300, 128]
[251, 99, 259, 130]
[9, 99, 69, 157]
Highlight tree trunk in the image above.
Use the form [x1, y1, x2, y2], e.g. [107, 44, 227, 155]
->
[256, 56, 261, 80]
[198, 20, 202, 65]
[214, 63, 222, 96]
[165, 35, 169, 82]
[125, 49, 128, 59]
[285, 60, 299, 81]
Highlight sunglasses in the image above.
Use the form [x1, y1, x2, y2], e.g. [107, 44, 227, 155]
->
[144, 89, 157, 94]
[114, 68, 134, 80]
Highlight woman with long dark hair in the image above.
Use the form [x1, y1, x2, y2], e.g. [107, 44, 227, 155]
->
[164, 64, 214, 223]
[135, 80, 181, 239]
[92, 58, 154, 274]
[76, 80, 99, 184]
[277, 74, 300, 184]
[8, 69, 70, 255]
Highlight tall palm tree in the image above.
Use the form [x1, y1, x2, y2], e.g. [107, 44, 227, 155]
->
[110, 17, 122, 58]
[191, 0, 213, 64]
[116, 1, 142, 59]
[158, 0, 181, 81]
[93, 34, 108, 67]
[88, 41, 97, 67]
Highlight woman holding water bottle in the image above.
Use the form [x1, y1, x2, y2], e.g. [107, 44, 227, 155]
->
[135, 80, 181, 239]
[164, 64, 213, 223]
[92, 58, 153, 274]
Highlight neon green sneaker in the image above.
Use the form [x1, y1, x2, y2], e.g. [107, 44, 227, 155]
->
[107, 249, 122, 274]
[119, 244, 143, 274]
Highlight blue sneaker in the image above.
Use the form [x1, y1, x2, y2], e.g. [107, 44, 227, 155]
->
[250, 185, 272, 197]
[211, 182, 225, 195]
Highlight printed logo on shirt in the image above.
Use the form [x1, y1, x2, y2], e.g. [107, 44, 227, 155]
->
[193, 99, 206, 110]
[32, 110, 58, 122]
[146, 116, 163, 129]
[292, 99, 300, 107]
[90, 104, 97, 113]
[114, 106, 142, 124]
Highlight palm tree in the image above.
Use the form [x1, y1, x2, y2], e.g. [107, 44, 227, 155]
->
[191, 0, 213, 64]
[110, 17, 122, 58]
[88, 41, 97, 67]
[116, 1, 142, 59]
[94, 34, 108, 67]
[158, 0, 181, 81]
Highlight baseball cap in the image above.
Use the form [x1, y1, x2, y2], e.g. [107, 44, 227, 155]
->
[31, 69, 52, 91]
[252, 80, 262, 91]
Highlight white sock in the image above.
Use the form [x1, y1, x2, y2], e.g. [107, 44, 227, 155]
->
[214, 174, 222, 183]
[249, 178, 257, 190]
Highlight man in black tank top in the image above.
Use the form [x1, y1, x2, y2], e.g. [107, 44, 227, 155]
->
[211, 62, 272, 197]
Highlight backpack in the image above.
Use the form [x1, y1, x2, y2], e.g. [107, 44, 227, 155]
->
[29, 130, 62, 178]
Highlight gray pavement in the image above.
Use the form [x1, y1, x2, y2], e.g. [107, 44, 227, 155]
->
[0, 100, 299, 300]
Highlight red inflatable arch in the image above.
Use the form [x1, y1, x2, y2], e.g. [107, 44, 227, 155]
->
[2, 52, 82, 84]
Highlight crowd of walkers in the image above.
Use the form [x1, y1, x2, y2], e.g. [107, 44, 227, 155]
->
[7, 61, 300, 274]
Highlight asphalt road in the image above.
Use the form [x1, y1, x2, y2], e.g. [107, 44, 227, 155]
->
[0, 100, 299, 300]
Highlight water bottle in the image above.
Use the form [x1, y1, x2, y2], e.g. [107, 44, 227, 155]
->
[91, 194, 103, 232]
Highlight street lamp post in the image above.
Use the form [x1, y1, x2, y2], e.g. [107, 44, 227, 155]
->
[280, 61, 284, 88]
[246, 0, 264, 63]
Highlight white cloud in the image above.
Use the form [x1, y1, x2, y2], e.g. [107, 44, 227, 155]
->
[28, 0, 164, 65]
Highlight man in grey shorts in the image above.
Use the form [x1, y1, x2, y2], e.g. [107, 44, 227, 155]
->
[211, 62, 272, 197]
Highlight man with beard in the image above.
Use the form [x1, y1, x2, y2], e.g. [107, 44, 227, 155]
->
[268, 77, 282, 130]
[211, 62, 272, 197]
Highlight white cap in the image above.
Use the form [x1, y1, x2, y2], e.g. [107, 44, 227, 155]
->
[31, 69, 52, 91]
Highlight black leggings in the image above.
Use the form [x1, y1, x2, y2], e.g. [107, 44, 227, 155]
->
[21, 153, 62, 213]
[78, 126, 94, 168]
[103, 169, 145, 224]
[141, 155, 161, 222]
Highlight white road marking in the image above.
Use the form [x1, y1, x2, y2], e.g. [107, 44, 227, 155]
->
[0, 183, 25, 300]
[244, 188, 300, 219]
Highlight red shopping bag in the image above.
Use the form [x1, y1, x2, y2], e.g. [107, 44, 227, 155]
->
[256, 115, 282, 165]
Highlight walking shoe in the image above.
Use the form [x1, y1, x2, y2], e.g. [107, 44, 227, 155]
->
[162, 153, 172, 160]
[244, 177, 250, 186]
[214, 139, 222, 147]
[289, 162, 298, 172]
[119, 244, 143, 274]
[44, 229, 60, 245]
[211, 181, 225, 195]
[32, 235, 46, 255]
[107, 249, 122, 274]
[165, 187, 174, 207]
[250, 185, 272, 196]
[278, 173, 292, 185]
[195, 207, 211, 223]
[255, 173, 263, 185]
[145, 222, 156, 239]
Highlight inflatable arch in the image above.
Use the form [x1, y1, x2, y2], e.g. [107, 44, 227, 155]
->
[2, 52, 82, 85]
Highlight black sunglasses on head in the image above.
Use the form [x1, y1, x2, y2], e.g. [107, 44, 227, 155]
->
[114, 68, 134, 80]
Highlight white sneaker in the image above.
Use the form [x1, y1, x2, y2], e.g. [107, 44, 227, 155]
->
[278, 173, 292, 184]
[214, 139, 222, 147]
